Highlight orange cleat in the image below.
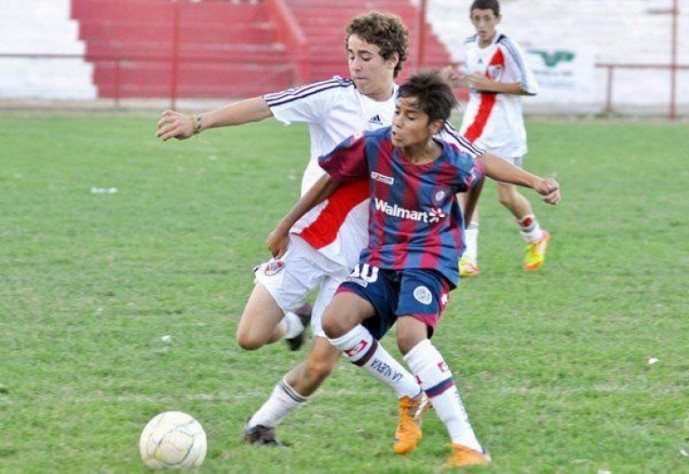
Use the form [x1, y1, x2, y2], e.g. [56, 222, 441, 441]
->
[443, 443, 491, 468]
[393, 393, 431, 454]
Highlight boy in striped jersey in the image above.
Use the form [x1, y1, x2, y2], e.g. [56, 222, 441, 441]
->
[157, 12, 483, 453]
[267, 71, 560, 467]
[443, 0, 550, 277]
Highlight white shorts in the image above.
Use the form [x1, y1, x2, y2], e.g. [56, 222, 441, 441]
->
[253, 235, 350, 337]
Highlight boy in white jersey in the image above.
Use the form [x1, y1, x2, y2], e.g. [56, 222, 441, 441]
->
[157, 12, 482, 454]
[443, 0, 550, 276]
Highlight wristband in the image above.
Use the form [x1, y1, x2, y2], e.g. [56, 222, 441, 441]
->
[189, 114, 202, 135]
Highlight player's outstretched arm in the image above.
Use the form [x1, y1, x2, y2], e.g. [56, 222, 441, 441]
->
[156, 97, 273, 141]
[267, 174, 340, 258]
[478, 152, 561, 205]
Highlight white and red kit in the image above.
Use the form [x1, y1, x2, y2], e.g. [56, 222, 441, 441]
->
[258, 77, 483, 334]
[459, 31, 538, 159]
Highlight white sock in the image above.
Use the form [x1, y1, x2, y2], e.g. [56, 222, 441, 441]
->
[464, 221, 479, 264]
[282, 312, 305, 339]
[248, 377, 308, 428]
[517, 214, 543, 243]
[404, 339, 483, 452]
[329, 325, 421, 399]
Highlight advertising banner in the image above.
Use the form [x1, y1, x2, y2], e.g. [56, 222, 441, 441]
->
[526, 47, 596, 104]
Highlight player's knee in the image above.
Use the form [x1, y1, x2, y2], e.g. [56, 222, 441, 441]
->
[396, 332, 418, 355]
[395, 322, 427, 355]
[235, 330, 264, 351]
[322, 311, 348, 339]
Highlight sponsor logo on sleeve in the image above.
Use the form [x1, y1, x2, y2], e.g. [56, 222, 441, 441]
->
[371, 172, 394, 185]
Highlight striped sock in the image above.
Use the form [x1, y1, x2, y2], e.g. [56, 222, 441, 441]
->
[404, 339, 483, 451]
[248, 377, 308, 428]
[329, 325, 422, 399]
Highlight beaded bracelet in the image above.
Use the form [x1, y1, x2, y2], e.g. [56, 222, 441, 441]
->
[189, 114, 203, 135]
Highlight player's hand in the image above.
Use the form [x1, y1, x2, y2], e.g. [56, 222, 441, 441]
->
[440, 66, 468, 88]
[537, 177, 561, 204]
[465, 73, 491, 91]
[266, 228, 289, 258]
[156, 109, 194, 141]
[440, 66, 460, 87]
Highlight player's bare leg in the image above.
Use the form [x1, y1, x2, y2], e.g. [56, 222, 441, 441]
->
[244, 337, 340, 445]
[236, 283, 307, 350]
[496, 181, 532, 220]
[285, 336, 340, 395]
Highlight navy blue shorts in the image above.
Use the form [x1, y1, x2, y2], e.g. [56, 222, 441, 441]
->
[337, 264, 450, 339]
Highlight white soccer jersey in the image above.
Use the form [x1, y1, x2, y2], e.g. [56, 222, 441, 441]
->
[265, 77, 397, 195]
[264, 77, 484, 269]
[459, 31, 539, 159]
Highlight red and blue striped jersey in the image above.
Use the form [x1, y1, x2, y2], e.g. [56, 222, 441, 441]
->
[319, 127, 484, 287]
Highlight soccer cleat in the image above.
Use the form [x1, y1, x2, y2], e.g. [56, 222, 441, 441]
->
[284, 303, 312, 351]
[393, 393, 431, 455]
[523, 230, 550, 272]
[443, 443, 491, 468]
[243, 422, 284, 447]
[459, 256, 480, 277]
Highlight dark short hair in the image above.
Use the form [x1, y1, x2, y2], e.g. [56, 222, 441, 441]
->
[397, 71, 458, 122]
[470, 0, 500, 16]
[346, 11, 409, 78]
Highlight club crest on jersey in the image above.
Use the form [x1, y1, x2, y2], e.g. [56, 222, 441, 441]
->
[487, 65, 503, 80]
[413, 286, 433, 305]
[371, 172, 394, 185]
[434, 190, 446, 203]
[263, 260, 285, 276]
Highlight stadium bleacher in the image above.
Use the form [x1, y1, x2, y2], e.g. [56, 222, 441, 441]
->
[0, 0, 686, 113]
[0, 0, 96, 99]
[68, 0, 451, 98]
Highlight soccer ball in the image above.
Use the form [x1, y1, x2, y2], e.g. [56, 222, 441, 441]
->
[139, 411, 207, 470]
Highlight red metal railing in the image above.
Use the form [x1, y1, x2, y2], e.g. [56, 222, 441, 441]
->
[1, 52, 686, 119]
[597, 62, 688, 120]
[263, 0, 310, 85]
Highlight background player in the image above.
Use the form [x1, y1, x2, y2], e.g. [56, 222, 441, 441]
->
[267, 71, 560, 467]
[443, 0, 550, 277]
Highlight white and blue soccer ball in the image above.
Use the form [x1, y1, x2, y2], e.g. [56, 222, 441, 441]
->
[139, 411, 207, 470]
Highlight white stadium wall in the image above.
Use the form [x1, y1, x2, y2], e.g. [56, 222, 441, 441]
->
[0, 0, 687, 114]
[0, 0, 96, 99]
[413, 0, 689, 114]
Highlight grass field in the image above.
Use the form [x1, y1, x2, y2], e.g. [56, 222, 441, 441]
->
[1, 113, 688, 473]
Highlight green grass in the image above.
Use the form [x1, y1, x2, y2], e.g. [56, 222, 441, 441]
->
[1, 114, 688, 473]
